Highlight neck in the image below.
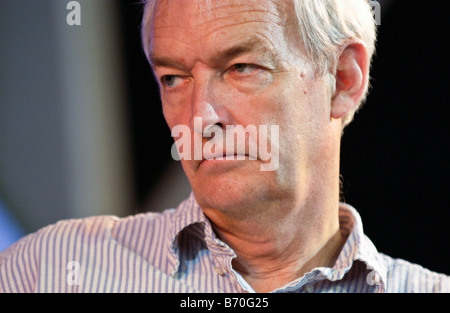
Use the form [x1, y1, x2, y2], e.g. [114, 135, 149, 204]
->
[204, 194, 345, 293]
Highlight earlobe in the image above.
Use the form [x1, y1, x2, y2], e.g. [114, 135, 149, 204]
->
[330, 42, 369, 120]
[331, 92, 354, 120]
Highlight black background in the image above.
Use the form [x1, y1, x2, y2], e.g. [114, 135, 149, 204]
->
[117, 0, 449, 275]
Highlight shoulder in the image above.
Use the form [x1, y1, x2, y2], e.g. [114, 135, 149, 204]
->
[380, 253, 450, 293]
[0, 210, 175, 292]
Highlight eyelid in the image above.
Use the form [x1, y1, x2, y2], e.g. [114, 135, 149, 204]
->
[160, 74, 187, 89]
[228, 63, 263, 76]
[233, 63, 259, 72]
[154, 65, 189, 85]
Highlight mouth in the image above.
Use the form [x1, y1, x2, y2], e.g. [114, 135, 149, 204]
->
[199, 152, 256, 167]
[202, 153, 249, 162]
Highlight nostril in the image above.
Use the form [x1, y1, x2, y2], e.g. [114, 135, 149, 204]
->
[203, 123, 223, 138]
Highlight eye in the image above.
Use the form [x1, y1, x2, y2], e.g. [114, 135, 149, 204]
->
[161, 75, 183, 88]
[231, 63, 259, 74]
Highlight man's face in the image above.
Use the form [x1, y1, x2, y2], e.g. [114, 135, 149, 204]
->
[150, 0, 336, 212]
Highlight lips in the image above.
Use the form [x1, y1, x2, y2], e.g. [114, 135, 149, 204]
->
[197, 150, 259, 171]
[201, 139, 258, 162]
[201, 152, 254, 162]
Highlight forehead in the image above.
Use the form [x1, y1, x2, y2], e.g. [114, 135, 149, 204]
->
[150, 0, 295, 59]
[153, 0, 287, 26]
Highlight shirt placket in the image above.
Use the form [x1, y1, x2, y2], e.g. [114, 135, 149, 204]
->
[205, 237, 249, 293]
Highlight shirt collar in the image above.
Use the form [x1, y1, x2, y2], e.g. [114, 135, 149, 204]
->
[167, 192, 226, 276]
[169, 192, 208, 240]
[167, 194, 387, 291]
[333, 203, 387, 291]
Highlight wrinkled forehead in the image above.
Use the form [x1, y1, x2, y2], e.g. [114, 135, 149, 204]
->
[148, 0, 301, 65]
[152, 0, 291, 31]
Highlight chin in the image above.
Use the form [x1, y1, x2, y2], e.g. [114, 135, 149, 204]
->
[192, 172, 280, 214]
[185, 158, 290, 210]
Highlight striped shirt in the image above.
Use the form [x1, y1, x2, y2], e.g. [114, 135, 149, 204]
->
[0, 192, 448, 293]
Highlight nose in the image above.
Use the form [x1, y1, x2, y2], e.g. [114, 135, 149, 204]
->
[189, 76, 230, 135]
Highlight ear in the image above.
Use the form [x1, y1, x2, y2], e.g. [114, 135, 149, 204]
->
[330, 41, 369, 120]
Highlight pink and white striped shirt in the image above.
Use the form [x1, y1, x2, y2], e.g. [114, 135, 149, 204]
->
[0, 193, 448, 292]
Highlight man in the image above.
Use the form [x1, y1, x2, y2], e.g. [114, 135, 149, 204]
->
[0, 0, 448, 293]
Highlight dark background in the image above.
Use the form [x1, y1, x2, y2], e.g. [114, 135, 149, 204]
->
[117, 0, 449, 275]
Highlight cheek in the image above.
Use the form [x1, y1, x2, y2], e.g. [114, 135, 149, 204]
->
[275, 78, 332, 158]
[162, 98, 189, 132]
[285, 77, 330, 129]
[162, 105, 172, 128]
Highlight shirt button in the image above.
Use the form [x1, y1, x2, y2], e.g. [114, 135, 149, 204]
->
[304, 285, 314, 293]
[214, 266, 226, 276]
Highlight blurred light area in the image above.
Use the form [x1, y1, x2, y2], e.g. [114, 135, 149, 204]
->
[0, 198, 25, 252]
[0, 0, 133, 234]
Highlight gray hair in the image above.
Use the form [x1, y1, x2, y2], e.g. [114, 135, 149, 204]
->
[141, 0, 377, 127]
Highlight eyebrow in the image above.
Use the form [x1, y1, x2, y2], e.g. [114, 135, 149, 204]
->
[210, 37, 278, 66]
[149, 37, 279, 70]
[149, 54, 187, 70]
